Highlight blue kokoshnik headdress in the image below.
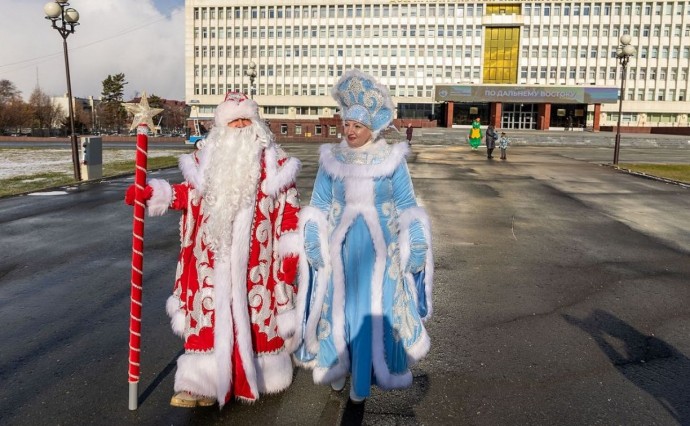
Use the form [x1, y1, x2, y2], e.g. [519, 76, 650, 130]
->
[331, 69, 395, 133]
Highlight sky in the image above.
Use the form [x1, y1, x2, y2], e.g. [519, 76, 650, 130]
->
[1, 0, 186, 102]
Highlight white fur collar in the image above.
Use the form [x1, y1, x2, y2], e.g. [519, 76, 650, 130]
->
[319, 140, 408, 179]
[178, 145, 300, 198]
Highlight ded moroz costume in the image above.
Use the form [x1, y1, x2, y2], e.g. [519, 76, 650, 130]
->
[126, 92, 302, 408]
[293, 70, 434, 402]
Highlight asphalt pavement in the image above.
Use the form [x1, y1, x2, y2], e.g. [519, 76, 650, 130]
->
[0, 133, 689, 425]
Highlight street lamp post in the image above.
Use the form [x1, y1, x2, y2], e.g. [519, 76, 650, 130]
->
[613, 34, 636, 165]
[44, 0, 81, 181]
[245, 61, 257, 99]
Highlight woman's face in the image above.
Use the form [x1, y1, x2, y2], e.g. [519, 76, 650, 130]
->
[343, 120, 372, 148]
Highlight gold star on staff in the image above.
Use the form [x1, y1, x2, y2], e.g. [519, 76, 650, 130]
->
[122, 91, 164, 131]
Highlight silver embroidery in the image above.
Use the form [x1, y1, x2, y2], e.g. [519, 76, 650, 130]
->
[248, 284, 278, 339]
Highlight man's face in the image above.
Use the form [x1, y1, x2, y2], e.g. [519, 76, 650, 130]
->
[343, 120, 372, 148]
[227, 118, 252, 128]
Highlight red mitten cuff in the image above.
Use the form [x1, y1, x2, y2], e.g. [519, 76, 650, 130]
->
[280, 255, 298, 284]
[124, 184, 153, 206]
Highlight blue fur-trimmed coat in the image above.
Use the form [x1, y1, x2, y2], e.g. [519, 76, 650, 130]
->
[293, 140, 433, 393]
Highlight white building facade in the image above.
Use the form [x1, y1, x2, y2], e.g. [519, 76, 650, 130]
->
[185, 0, 690, 134]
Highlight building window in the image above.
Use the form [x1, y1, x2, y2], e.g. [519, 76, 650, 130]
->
[295, 125, 302, 135]
[315, 125, 322, 135]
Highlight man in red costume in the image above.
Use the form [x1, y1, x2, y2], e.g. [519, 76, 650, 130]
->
[126, 92, 301, 408]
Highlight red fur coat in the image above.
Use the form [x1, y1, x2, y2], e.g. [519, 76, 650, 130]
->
[147, 144, 301, 406]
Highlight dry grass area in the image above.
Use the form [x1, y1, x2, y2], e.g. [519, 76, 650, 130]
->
[619, 163, 690, 184]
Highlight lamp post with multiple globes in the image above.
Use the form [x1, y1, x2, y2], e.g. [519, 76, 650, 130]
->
[245, 61, 257, 99]
[44, 0, 81, 180]
[613, 34, 636, 165]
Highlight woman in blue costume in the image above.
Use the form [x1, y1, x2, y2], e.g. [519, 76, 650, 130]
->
[292, 70, 434, 403]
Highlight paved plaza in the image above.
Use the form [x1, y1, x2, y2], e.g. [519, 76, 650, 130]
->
[0, 132, 689, 425]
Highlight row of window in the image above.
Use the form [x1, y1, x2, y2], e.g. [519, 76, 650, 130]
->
[196, 64, 480, 79]
[194, 4, 484, 21]
[622, 88, 687, 101]
[196, 63, 484, 86]
[195, 45, 484, 60]
[522, 24, 690, 38]
[523, 2, 690, 17]
[195, 81, 687, 103]
[193, 83, 440, 98]
[195, 21, 690, 41]
[197, 61, 690, 82]
[277, 124, 336, 137]
[195, 24, 486, 40]
[193, 43, 690, 63]
[611, 112, 684, 123]
[522, 45, 690, 59]
[194, 62, 690, 84]
[520, 66, 690, 82]
[194, 2, 690, 22]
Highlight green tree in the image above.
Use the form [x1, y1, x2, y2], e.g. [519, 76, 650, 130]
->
[100, 73, 128, 133]
[147, 94, 164, 109]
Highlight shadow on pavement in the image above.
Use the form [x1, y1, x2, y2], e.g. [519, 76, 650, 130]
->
[563, 310, 690, 425]
[139, 349, 183, 406]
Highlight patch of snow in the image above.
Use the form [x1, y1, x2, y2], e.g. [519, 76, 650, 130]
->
[0, 149, 187, 179]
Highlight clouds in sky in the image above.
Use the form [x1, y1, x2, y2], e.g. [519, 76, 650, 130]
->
[1, 0, 185, 101]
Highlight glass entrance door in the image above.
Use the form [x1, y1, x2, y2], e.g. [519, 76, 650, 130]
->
[501, 103, 537, 129]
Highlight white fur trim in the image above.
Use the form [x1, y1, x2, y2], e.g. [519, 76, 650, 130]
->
[297, 207, 333, 355]
[263, 146, 301, 198]
[277, 231, 300, 258]
[398, 207, 434, 320]
[179, 151, 206, 193]
[166, 295, 185, 338]
[276, 309, 296, 339]
[210, 250, 234, 407]
[203, 203, 258, 406]
[318, 141, 408, 180]
[287, 206, 329, 354]
[313, 362, 350, 386]
[228, 205, 259, 399]
[406, 327, 431, 365]
[147, 178, 172, 217]
[338, 178, 402, 389]
[292, 355, 317, 370]
[214, 97, 259, 127]
[174, 352, 218, 399]
[254, 352, 294, 394]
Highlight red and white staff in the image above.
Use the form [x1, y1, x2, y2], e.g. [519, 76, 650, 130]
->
[122, 93, 163, 410]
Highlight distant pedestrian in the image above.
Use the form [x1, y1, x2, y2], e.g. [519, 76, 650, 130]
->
[485, 124, 498, 159]
[468, 117, 482, 150]
[406, 123, 414, 145]
[565, 115, 573, 131]
[498, 132, 510, 160]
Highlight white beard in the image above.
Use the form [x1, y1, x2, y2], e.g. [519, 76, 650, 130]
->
[202, 124, 266, 253]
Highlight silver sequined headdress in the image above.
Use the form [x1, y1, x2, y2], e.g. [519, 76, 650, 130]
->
[331, 69, 395, 134]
